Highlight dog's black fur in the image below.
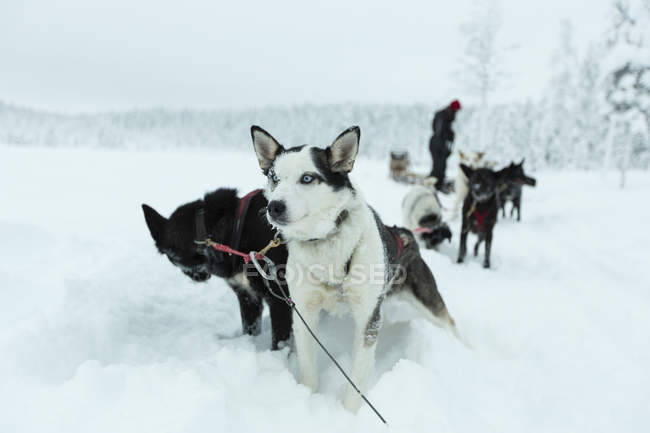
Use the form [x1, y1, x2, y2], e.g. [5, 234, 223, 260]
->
[417, 214, 453, 249]
[498, 159, 537, 221]
[142, 189, 292, 349]
[387, 227, 451, 320]
[457, 165, 508, 268]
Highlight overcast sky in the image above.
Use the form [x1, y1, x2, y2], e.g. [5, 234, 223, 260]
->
[0, 0, 612, 113]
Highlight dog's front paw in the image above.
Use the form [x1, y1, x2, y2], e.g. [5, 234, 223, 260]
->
[483, 261, 491, 269]
[457, 257, 464, 264]
[272, 337, 291, 351]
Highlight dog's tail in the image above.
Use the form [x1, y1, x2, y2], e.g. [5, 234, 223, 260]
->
[439, 308, 474, 350]
[399, 290, 473, 350]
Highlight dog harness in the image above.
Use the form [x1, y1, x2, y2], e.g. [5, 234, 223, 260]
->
[194, 189, 263, 265]
[194, 208, 208, 247]
[473, 208, 491, 230]
[391, 231, 404, 259]
[464, 200, 493, 232]
[229, 189, 263, 267]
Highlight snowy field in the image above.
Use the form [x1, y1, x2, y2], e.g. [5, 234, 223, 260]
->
[1, 145, 649, 433]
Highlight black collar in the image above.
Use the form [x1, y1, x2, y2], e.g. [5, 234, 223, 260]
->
[305, 209, 349, 242]
[335, 209, 349, 227]
[194, 207, 208, 254]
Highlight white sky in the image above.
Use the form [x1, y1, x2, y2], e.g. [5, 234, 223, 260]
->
[0, 0, 612, 113]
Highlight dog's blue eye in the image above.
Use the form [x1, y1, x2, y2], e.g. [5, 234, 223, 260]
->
[301, 174, 314, 184]
[270, 173, 279, 183]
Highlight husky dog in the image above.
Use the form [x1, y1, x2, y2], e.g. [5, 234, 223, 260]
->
[499, 159, 537, 221]
[457, 165, 509, 269]
[251, 125, 459, 412]
[402, 185, 452, 249]
[451, 150, 485, 219]
[142, 189, 293, 350]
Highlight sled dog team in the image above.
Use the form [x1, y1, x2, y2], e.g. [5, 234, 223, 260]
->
[142, 126, 535, 413]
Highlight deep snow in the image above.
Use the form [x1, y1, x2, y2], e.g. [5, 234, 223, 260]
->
[1, 145, 649, 433]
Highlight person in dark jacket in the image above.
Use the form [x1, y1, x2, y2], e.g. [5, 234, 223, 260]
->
[429, 100, 461, 190]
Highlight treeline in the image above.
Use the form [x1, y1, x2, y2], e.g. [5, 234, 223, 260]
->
[1, 100, 648, 171]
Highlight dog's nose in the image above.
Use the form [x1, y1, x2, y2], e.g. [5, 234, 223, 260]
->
[267, 200, 287, 220]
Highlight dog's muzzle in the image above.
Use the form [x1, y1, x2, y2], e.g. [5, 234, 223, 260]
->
[183, 269, 211, 282]
[521, 176, 537, 187]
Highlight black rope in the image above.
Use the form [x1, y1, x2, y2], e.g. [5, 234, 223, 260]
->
[260, 269, 388, 425]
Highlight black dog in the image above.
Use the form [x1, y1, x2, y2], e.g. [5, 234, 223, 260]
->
[457, 165, 507, 268]
[499, 159, 537, 221]
[142, 188, 292, 349]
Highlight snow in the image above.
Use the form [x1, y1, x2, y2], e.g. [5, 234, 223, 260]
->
[1, 145, 649, 433]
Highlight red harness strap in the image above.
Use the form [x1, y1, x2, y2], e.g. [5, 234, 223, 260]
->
[238, 189, 261, 219]
[209, 242, 263, 264]
[227, 189, 262, 266]
[473, 208, 491, 230]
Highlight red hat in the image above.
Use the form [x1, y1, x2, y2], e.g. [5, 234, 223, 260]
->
[450, 100, 461, 111]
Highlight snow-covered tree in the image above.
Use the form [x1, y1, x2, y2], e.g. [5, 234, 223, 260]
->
[574, 44, 607, 169]
[542, 20, 581, 168]
[603, 0, 650, 186]
[456, 0, 511, 148]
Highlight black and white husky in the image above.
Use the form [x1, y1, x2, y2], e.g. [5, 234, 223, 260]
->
[251, 125, 459, 412]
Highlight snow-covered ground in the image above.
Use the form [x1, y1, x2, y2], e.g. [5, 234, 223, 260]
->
[1, 145, 649, 433]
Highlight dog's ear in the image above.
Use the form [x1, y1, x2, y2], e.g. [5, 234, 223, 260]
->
[458, 150, 466, 160]
[477, 152, 485, 160]
[459, 163, 473, 178]
[251, 125, 283, 173]
[142, 204, 167, 246]
[328, 126, 360, 173]
[519, 158, 525, 166]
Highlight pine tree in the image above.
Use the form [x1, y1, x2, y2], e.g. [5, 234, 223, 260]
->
[603, 0, 650, 187]
[456, 0, 511, 149]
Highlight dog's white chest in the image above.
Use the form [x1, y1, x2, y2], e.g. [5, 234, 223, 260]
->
[287, 204, 385, 315]
[320, 286, 352, 316]
[300, 282, 365, 317]
[292, 217, 363, 285]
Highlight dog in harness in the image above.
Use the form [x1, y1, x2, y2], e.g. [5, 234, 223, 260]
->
[402, 185, 453, 249]
[456, 164, 509, 269]
[142, 188, 293, 350]
[251, 125, 462, 412]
